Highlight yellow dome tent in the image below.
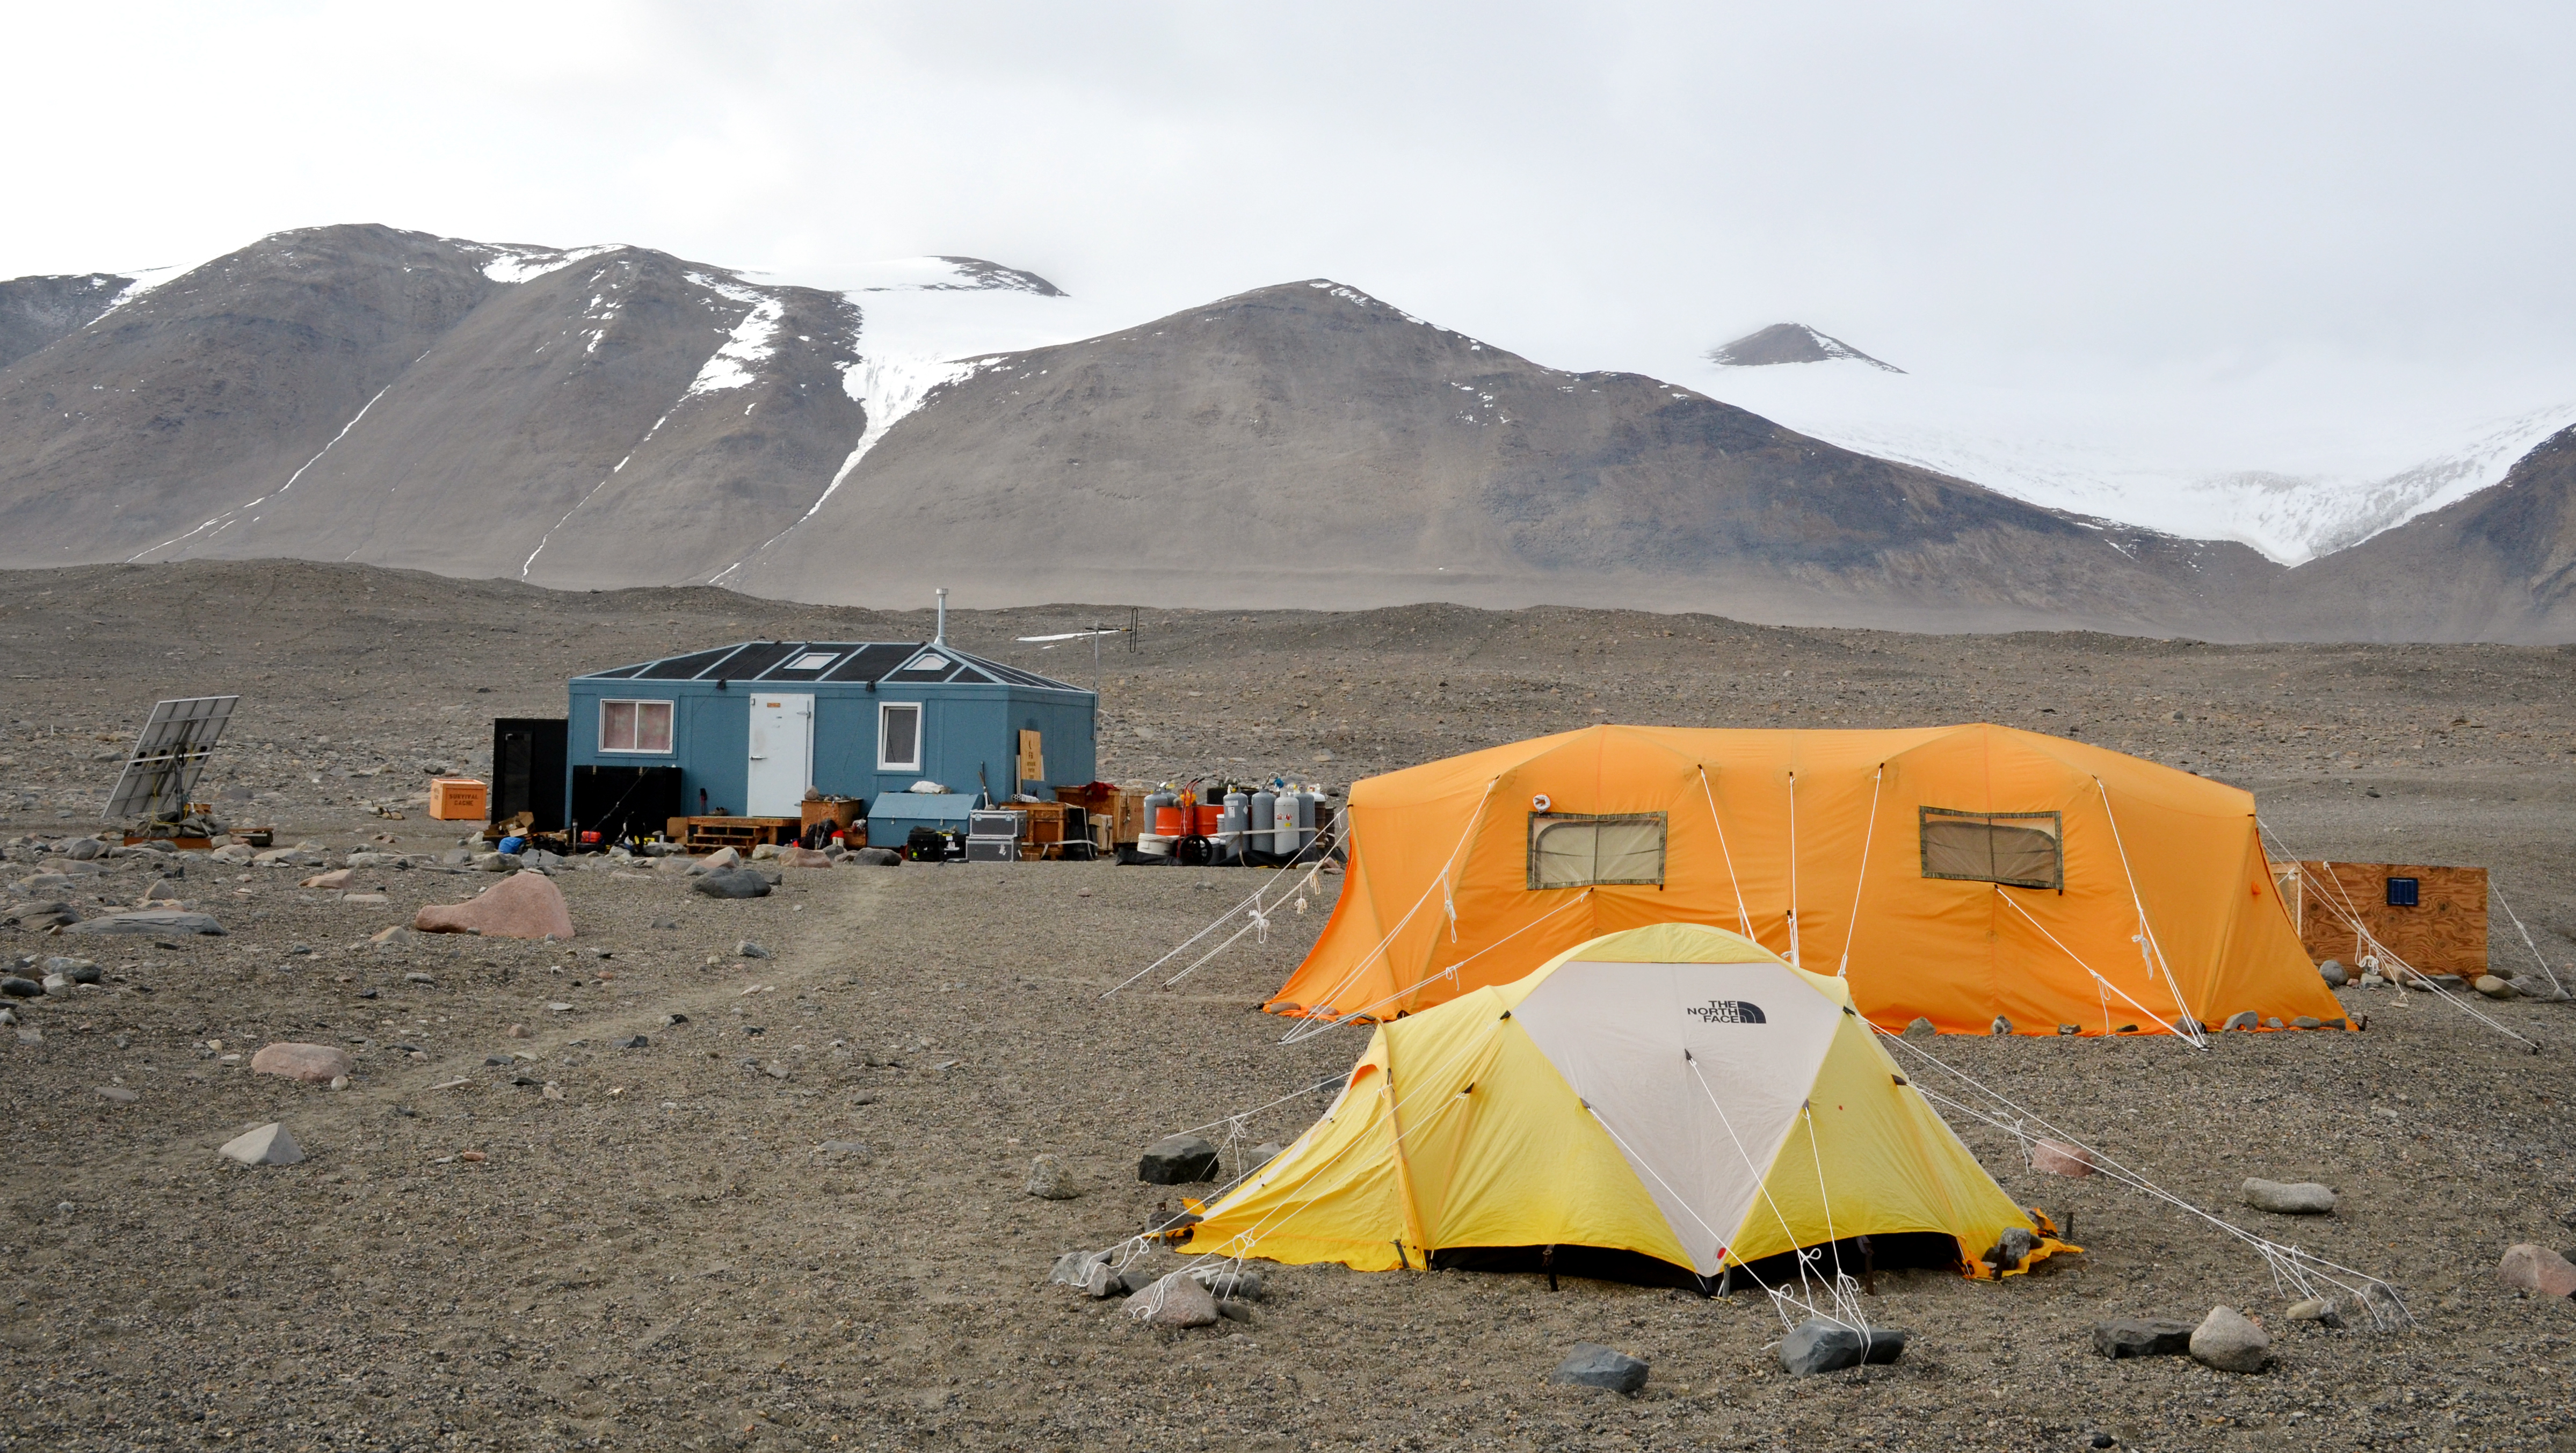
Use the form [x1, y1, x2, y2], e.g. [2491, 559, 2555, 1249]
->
[1268, 724, 2344, 1036]
[1185, 924, 2070, 1281]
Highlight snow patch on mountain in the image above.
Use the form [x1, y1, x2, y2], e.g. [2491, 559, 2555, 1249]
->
[679, 273, 783, 398]
[476, 243, 619, 285]
[1685, 349, 2576, 564]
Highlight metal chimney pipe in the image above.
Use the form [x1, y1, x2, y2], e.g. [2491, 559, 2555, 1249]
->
[934, 587, 948, 645]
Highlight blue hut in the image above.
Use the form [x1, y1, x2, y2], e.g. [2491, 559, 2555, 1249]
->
[565, 631, 1096, 847]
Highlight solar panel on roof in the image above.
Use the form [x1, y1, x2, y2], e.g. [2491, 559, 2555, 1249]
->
[714, 642, 798, 679]
[587, 664, 646, 679]
[636, 645, 744, 680]
[823, 644, 918, 682]
[103, 696, 238, 823]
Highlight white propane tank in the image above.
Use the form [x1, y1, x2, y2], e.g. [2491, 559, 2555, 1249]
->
[1274, 787, 1304, 856]
[1220, 790, 1251, 865]
[1248, 789, 1277, 857]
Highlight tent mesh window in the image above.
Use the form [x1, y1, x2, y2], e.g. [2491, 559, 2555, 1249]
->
[1919, 808, 2063, 890]
[1526, 812, 1666, 890]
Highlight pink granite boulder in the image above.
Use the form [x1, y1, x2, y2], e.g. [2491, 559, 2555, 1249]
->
[250, 1042, 355, 1084]
[2499, 1243, 2576, 1298]
[2030, 1139, 2098, 1177]
[413, 870, 575, 941]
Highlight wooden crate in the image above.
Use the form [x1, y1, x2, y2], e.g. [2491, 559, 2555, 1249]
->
[2274, 860, 2488, 977]
[1057, 784, 1145, 845]
[427, 778, 489, 821]
[680, 816, 801, 854]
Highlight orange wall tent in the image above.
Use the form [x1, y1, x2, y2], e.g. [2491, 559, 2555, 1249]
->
[1268, 724, 2346, 1036]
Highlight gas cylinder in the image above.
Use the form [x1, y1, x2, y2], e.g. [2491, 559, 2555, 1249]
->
[1248, 789, 1277, 857]
[1220, 790, 1251, 864]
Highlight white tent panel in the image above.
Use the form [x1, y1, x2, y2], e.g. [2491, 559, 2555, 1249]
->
[1513, 959, 1842, 1273]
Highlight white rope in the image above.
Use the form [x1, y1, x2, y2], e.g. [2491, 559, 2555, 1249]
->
[1873, 1023, 2411, 1328]
[2490, 884, 2569, 999]
[1274, 783, 1496, 1027]
[1696, 766, 1757, 941]
[2093, 778, 2202, 1031]
[1278, 889, 1597, 1043]
[1991, 889, 2205, 1047]
[2258, 824, 2537, 1051]
[1102, 824, 1343, 998]
[1835, 766, 1884, 978]
[1786, 769, 1803, 970]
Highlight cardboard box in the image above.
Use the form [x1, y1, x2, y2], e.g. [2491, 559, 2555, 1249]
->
[428, 778, 490, 821]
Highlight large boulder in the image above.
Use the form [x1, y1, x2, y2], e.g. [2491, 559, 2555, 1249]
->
[2242, 1179, 2336, 1215]
[64, 910, 224, 936]
[1138, 1134, 1221, 1184]
[250, 1042, 355, 1084]
[846, 847, 903, 866]
[2030, 1140, 2096, 1177]
[692, 868, 773, 899]
[413, 870, 575, 940]
[2092, 1318, 2196, 1358]
[1124, 1272, 1220, 1327]
[2188, 1306, 2269, 1374]
[1551, 1343, 1650, 1393]
[1779, 1319, 1908, 1374]
[2498, 1243, 2576, 1298]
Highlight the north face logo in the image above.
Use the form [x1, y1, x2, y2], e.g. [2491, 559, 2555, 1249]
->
[1686, 999, 1766, 1025]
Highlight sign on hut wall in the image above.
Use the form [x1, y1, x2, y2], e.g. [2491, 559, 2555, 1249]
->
[2271, 860, 2488, 977]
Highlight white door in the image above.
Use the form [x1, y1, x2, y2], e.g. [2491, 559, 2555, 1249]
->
[745, 694, 814, 817]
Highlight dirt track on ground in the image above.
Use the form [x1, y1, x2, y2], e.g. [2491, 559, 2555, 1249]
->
[3, 561, 2573, 1451]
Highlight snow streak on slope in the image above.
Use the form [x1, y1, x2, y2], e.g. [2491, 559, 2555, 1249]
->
[707, 258, 1112, 585]
[679, 271, 783, 398]
[1688, 351, 2576, 564]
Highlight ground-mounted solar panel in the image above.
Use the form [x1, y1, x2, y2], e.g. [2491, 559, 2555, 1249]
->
[103, 696, 238, 823]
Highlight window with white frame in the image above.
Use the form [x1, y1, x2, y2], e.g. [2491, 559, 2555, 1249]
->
[599, 700, 674, 753]
[879, 702, 923, 772]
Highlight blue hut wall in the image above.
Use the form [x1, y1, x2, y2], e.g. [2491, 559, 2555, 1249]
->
[564, 675, 1095, 828]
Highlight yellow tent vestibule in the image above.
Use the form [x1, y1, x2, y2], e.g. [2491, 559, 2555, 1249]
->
[1268, 724, 2343, 1037]
[1188, 924, 2072, 1280]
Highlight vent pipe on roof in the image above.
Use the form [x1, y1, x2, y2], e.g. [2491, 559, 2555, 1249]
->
[934, 587, 948, 646]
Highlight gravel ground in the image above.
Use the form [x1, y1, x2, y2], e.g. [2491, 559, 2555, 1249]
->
[2, 560, 2573, 1452]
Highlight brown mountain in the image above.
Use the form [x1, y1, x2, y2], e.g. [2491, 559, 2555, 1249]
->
[3, 225, 2571, 642]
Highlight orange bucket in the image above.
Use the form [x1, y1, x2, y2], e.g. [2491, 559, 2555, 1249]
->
[1155, 806, 1184, 835]
[1194, 805, 1223, 835]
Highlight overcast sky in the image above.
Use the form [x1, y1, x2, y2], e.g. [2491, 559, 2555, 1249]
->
[11, 2, 2573, 391]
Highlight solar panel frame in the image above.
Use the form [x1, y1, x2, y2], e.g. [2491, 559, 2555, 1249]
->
[634, 645, 746, 680]
[822, 644, 918, 682]
[102, 695, 239, 822]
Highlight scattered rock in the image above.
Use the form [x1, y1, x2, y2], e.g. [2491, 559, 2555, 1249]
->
[2222, 1010, 2260, 1031]
[818, 1139, 869, 1158]
[1188, 1268, 1264, 1302]
[778, 846, 833, 868]
[2030, 1140, 2096, 1177]
[1902, 1016, 1936, 1040]
[413, 870, 576, 940]
[2497, 1243, 2576, 1297]
[250, 1042, 355, 1084]
[1082, 1261, 1123, 1298]
[2284, 1296, 2344, 1327]
[97, 1085, 139, 1103]
[847, 847, 903, 866]
[302, 869, 352, 889]
[1, 976, 41, 999]
[2475, 975, 2516, 999]
[692, 847, 743, 873]
[1048, 1249, 1109, 1288]
[64, 910, 224, 936]
[1551, 1342, 1650, 1393]
[1026, 1153, 1080, 1200]
[2242, 1179, 2337, 1215]
[1982, 1226, 2040, 1273]
[1989, 1015, 2012, 1036]
[618, 1035, 649, 1049]
[749, 843, 783, 861]
[506, 1023, 529, 1038]
[219, 1122, 306, 1167]
[693, 868, 772, 899]
[2188, 1305, 2269, 1373]
[1779, 1318, 1908, 1374]
[1124, 1272, 1220, 1328]
[650, 918, 679, 930]
[736, 940, 771, 960]
[2319, 960, 2348, 987]
[403, 971, 434, 984]
[2092, 1318, 2196, 1358]
[1138, 1133, 1222, 1184]
[1244, 1142, 1286, 1172]
[2291, 1015, 2322, 1029]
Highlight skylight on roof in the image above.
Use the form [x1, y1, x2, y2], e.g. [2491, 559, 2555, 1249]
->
[911, 653, 949, 671]
[788, 652, 839, 671]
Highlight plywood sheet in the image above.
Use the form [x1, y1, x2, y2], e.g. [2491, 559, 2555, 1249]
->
[2274, 860, 2487, 977]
